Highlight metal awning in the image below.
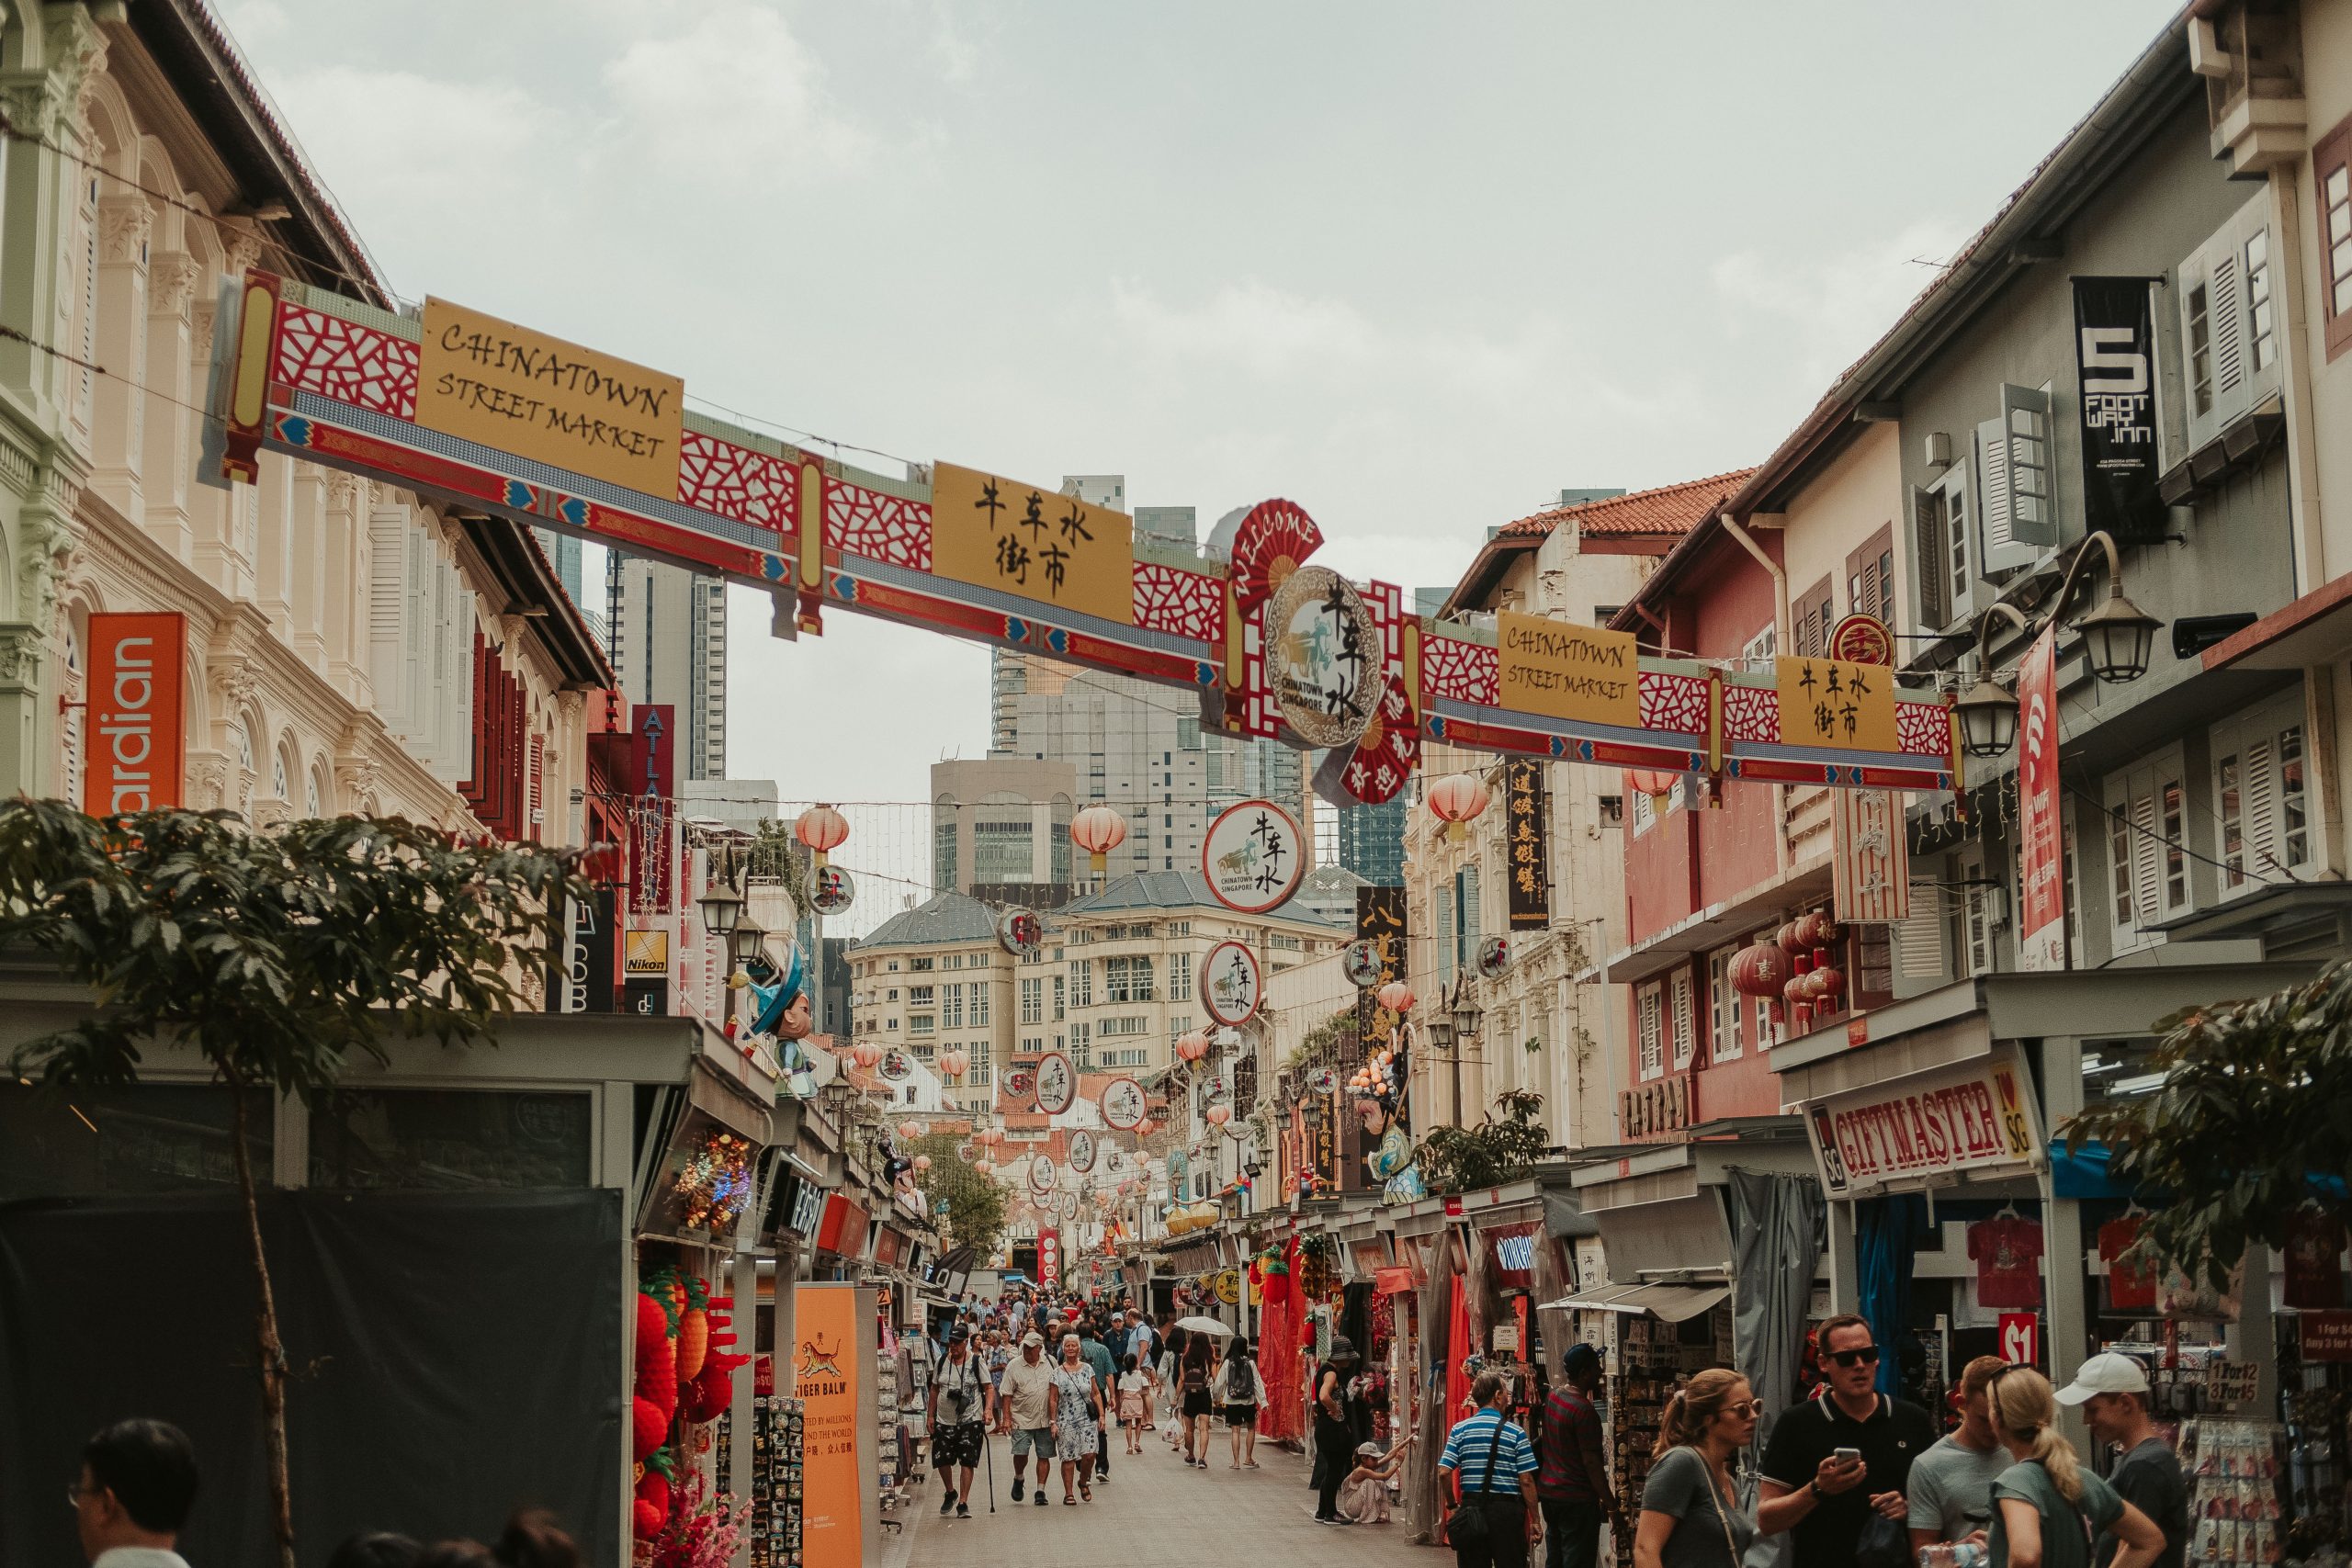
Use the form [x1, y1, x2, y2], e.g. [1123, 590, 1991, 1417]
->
[1540, 1282, 1730, 1323]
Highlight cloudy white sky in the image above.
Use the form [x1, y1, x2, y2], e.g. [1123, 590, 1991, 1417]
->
[228, 0, 2177, 890]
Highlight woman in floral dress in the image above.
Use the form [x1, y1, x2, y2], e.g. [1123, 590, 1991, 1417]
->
[1046, 1332, 1103, 1504]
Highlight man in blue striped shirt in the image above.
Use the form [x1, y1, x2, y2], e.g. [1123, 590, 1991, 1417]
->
[1439, 1370, 1543, 1568]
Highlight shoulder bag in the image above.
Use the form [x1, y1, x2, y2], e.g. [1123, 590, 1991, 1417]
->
[1695, 1454, 1742, 1568]
[1445, 1413, 1504, 1552]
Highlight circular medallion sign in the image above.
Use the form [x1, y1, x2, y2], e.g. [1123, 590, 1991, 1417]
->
[877, 1049, 912, 1082]
[1058, 1191, 1080, 1220]
[1340, 940, 1383, 988]
[1098, 1077, 1148, 1131]
[809, 864, 855, 916]
[1200, 940, 1264, 1026]
[1005, 1066, 1035, 1100]
[1215, 1269, 1242, 1304]
[956, 1140, 976, 1163]
[1476, 933, 1510, 980]
[1265, 566, 1385, 749]
[1201, 798, 1305, 914]
[1033, 1050, 1077, 1115]
[1828, 612, 1894, 666]
[1307, 1066, 1339, 1097]
[997, 906, 1044, 959]
[1068, 1129, 1098, 1174]
[1028, 1154, 1057, 1197]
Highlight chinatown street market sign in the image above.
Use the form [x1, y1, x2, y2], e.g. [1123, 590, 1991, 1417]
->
[1802, 1050, 2044, 1200]
[218, 272, 1959, 800]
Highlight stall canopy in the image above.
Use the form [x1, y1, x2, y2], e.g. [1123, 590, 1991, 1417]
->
[1591, 1193, 1730, 1279]
[1540, 1281, 1731, 1323]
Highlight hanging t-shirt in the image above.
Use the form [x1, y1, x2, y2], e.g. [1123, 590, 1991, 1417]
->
[1968, 1215, 2044, 1308]
[2284, 1209, 2346, 1310]
[2098, 1214, 2157, 1311]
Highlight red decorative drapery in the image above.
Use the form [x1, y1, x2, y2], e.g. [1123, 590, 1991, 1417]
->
[1257, 1235, 1306, 1443]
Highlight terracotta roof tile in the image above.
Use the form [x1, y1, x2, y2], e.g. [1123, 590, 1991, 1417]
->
[1498, 470, 1758, 541]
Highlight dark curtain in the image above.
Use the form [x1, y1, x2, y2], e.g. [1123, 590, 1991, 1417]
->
[1857, 1193, 1931, 1399]
[0, 1189, 622, 1568]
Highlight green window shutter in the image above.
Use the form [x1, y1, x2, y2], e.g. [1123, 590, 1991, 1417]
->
[1911, 486, 1948, 630]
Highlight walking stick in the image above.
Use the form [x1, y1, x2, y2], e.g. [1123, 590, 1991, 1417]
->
[983, 1424, 996, 1513]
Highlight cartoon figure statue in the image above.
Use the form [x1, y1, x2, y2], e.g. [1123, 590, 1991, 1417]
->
[1355, 1083, 1426, 1204]
[746, 943, 819, 1096]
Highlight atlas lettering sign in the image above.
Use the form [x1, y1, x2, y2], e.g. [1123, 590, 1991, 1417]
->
[84, 613, 187, 816]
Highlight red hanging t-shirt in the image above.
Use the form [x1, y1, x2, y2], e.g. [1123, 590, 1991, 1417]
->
[2098, 1214, 2157, 1311]
[2285, 1209, 2346, 1310]
[1969, 1216, 2044, 1308]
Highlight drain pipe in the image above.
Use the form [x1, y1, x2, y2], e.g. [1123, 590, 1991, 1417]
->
[1716, 511, 1792, 875]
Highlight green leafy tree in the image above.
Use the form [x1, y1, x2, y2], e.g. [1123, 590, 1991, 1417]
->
[0, 802, 582, 1568]
[912, 1132, 1009, 1259]
[1415, 1088, 1551, 1195]
[2065, 963, 2352, 1288]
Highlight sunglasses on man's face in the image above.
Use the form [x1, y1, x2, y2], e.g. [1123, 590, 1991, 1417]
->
[1826, 1346, 1882, 1369]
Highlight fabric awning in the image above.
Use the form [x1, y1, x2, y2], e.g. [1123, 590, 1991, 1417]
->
[1539, 1282, 1730, 1324]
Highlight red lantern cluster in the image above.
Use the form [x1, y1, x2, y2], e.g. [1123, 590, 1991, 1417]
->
[1771, 910, 1849, 1033]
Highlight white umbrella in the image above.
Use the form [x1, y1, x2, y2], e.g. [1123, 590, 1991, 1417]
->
[1175, 1314, 1234, 1336]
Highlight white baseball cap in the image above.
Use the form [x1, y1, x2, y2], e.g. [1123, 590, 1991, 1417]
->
[2055, 1352, 2150, 1404]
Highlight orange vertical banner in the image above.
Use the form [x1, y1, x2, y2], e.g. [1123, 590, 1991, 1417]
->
[794, 1284, 863, 1568]
[84, 612, 187, 816]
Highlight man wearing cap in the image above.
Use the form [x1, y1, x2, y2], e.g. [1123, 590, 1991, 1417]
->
[1001, 1330, 1058, 1506]
[2060, 1353, 2186, 1568]
[928, 1325, 993, 1518]
[1537, 1343, 1623, 1568]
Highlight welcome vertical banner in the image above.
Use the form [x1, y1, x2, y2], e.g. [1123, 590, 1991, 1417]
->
[2017, 629, 2066, 971]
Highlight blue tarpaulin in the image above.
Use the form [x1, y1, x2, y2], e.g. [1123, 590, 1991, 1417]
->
[2046, 1140, 2347, 1202]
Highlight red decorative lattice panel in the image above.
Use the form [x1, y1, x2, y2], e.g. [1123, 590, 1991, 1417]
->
[1722, 682, 1780, 743]
[1896, 701, 1948, 757]
[677, 432, 797, 537]
[1133, 561, 1221, 642]
[828, 481, 930, 570]
[1637, 671, 1709, 735]
[274, 303, 418, 418]
[1422, 634, 1498, 706]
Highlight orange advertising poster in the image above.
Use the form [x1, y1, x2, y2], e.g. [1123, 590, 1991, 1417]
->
[794, 1285, 862, 1568]
[84, 612, 187, 816]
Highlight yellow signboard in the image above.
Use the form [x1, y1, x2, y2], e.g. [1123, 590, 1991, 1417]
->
[795, 1285, 864, 1568]
[415, 297, 685, 501]
[1496, 612, 1640, 728]
[1775, 656, 1898, 753]
[930, 462, 1133, 625]
[623, 928, 670, 976]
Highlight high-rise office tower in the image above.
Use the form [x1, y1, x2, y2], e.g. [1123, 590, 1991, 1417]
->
[605, 556, 728, 781]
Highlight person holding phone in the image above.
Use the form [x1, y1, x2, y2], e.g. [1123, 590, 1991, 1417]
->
[1758, 1315, 1937, 1567]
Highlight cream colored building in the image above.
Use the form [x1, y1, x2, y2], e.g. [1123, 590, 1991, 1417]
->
[846, 891, 1013, 1119]
[26, 5, 605, 894]
[1404, 478, 1737, 1148]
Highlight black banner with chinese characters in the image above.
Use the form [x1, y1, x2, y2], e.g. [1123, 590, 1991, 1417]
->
[1503, 759, 1550, 930]
[1355, 885, 1408, 1039]
[2072, 276, 2165, 542]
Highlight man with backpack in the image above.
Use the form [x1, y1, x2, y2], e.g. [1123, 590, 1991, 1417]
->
[1220, 1335, 1268, 1468]
[928, 1325, 994, 1519]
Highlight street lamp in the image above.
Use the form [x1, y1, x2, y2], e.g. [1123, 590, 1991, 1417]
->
[697, 879, 744, 939]
[1958, 530, 2164, 760]
[729, 914, 768, 968]
[1450, 986, 1483, 1044]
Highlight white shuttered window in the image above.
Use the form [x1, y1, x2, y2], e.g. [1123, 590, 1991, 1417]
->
[2210, 693, 2312, 899]
[2103, 744, 2188, 954]
[1668, 968, 1695, 1070]
[1635, 981, 1663, 1081]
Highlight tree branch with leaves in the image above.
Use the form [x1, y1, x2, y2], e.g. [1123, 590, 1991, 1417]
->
[0, 802, 584, 1568]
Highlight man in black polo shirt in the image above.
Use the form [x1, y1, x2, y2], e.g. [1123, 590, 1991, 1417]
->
[1758, 1314, 1935, 1566]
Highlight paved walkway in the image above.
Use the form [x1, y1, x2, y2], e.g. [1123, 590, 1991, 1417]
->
[898, 1425, 1430, 1568]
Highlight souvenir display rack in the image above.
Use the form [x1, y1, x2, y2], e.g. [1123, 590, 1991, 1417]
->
[2180, 1416, 2285, 1565]
[749, 1395, 806, 1568]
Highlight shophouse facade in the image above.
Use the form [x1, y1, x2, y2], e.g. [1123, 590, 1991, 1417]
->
[846, 891, 1013, 1119]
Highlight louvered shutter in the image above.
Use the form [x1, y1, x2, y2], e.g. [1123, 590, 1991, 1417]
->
[1438, 888, 1454, 981]
[529, 734, 544, 840]
[368, 509, 410, 727]
[1913, 487, 1949, 629]
[1669, 969, 1694, 1069]
[1894, 900, 1947, 979]
[401, 528, 433, 746]
[1998, 385, 2056, 547]
[2131, 786, 2163, 931]
[2241, 734, 2280, 890]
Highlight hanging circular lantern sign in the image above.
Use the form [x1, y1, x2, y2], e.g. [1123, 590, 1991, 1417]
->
[1215, 1268, 1242, 1304]
[1098, 1076, 1148, 1131]
[1264, 565, 1385, 749]
[956, 1140, 977, 1163]
[1058, 1190, 1080, 1220]
[1307, 1066, 1339, 1097]
[1202, 798, 1305, 914]
[877, 1048, 913, 1083]
[1199, 940, 1264, 1026]
[1028, 1154, 1057, 1197]
[1476, 934, 1511, 980]
[1005, 1066, 1035, 1100]
[809, 863, 855, 916]
[1340, 940, 1383, 988]
[1068, 1129, 1098, 1174]
[997, 906, 1045, 959]
[1828, 612, 1894, 666]
[1033, 1050, 1077, 1115]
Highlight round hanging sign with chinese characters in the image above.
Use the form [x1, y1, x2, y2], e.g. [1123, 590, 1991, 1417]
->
[1265, 565, 1385, 749]
[1058, 1190, 1080, 1220]
[1033, 1050, 1077, 1115]
[1028, 1153, 1057, 1197]
[1098, 1076, 1148, 1131]
[1068, 1128, 1098, 1174]
[1199, 940, 1264, 1027]
[1201, 798, 1305, 914]
[1340, 939, 1383, 988]
[809, 863, 856, 916]
[997, 906, 1045, 959]
[1828, 612, 1894, 666]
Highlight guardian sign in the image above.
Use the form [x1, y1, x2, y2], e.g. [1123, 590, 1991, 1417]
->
[84, 613, 186, 816]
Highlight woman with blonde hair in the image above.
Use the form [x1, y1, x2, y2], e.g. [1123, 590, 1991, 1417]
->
[1633, 1369, 1767, 1568]
[1984, 1366, 2165, 1568]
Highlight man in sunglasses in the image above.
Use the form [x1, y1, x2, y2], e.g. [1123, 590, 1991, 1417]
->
[1758, 1314, 1936, 1567]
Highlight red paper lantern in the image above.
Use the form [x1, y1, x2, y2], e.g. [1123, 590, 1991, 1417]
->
[1793, 910, 1840, 951]
[1070, 806, 1130, 874]
[1375, 980, 1415, 1013]
[1205, 1102, 1231, 1126]
[852, 1040, 883, 1069]
[1782, 975, 1809, 1007]
[1428, 773, 1492, 840]
[940, 1047, 969, 1079]
[1809, 965, 1846, 1001]
[1175, 1030, 1210, 1063]
[1625, 768, 1678, 799]
[1776, 920, 1807, 954]
[1728, 942, 1790, 998]
[794, 804, 849, 869]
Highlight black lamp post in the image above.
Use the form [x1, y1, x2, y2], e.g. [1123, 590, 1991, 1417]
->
[729, 914, 768, 968]
[697, 881, 744, 940]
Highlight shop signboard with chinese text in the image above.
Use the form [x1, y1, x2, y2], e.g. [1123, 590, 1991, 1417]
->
[1803, 1050, 2042, 1199]
[1503, 758, 1551, 930]
[1831, 789, 1910, 922]
[793, 1283, 872, 1568]
[930, 462, 1134, 626]
[1776, 657, 1897, 753]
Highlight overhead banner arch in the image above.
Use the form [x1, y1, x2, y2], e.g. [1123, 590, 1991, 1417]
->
[216, 273, 1958, 796]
